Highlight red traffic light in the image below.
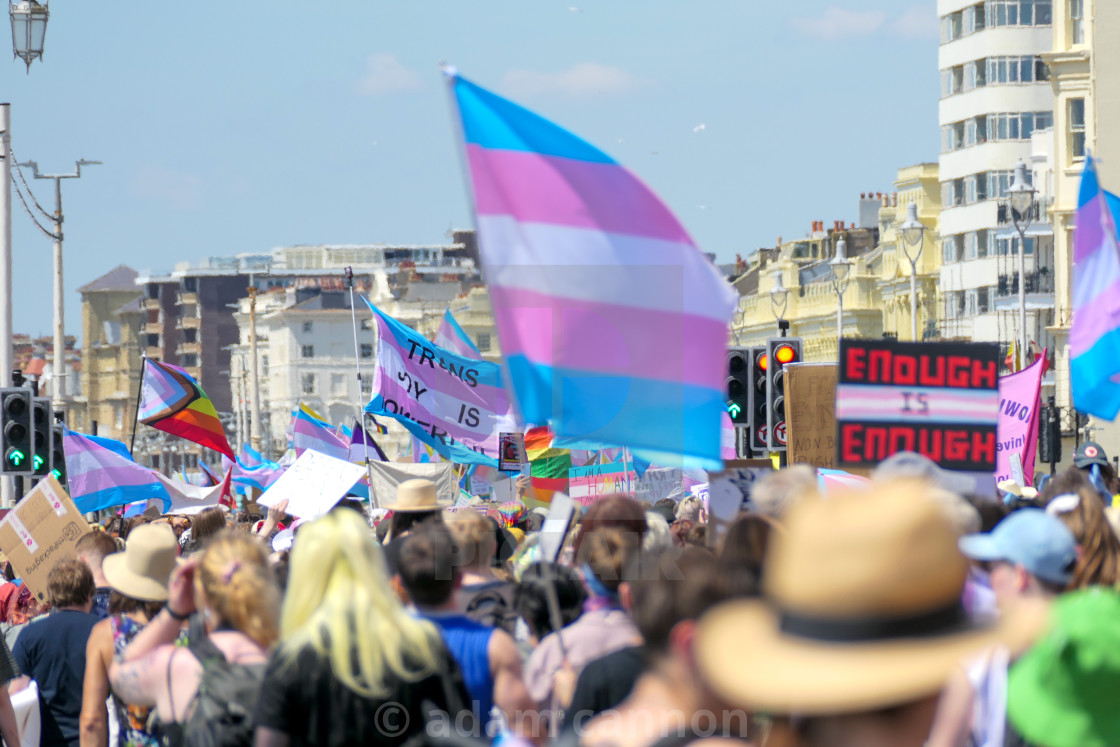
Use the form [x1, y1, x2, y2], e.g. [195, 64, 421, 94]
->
[756, 353, 769, 371]
[774, 344, 797, 366]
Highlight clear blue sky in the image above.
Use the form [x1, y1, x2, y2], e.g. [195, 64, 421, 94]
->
[4, 0, 938, 342]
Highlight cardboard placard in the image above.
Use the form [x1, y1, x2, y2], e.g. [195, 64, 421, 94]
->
[786, 363, 839, 469]
[568, 463, 638, 507]
[706, 460, 774, 548]
[0, 476, 88, 601]
[257, 450, 366, 519]
[498, 432, 523, 472]
[836, 339, 1000, 472]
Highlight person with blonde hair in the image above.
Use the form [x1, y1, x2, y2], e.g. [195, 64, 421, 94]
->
[253, 508, 471, 747]
[109, 532, 280, 744]
[1044, 485, 1120, 589]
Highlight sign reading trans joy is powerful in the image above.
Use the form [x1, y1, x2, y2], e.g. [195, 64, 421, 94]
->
[836, 339, 1000, 472]
[363, 299, 517, 467]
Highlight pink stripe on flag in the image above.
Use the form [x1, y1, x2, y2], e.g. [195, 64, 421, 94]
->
[1071, 277, 1120, 356]
[1074, 196, 1106, 263]
[490, 286, 727, 389]
[468, 145, 692, 243]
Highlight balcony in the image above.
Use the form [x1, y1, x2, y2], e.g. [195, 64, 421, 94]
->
[176, 341, 201, 356]
[177, 291, 198, 306]
[997, 200, 1047, 226]
[996, 270, 1055, 297]
[145, 346, 162, 358]
[142, 322, 161, 335]
[143, 298, 161, 311]
[177, 316, 201, 330]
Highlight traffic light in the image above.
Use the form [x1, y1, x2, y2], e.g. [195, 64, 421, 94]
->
[50, 422, 67, 489]
[766, 338, 803, 450]
[1038, 397, 1061, 466]
[30, 397, 52, 479]
[0, 388, 32, 475]
[725, 347, 751, 424]
[748, 347, 769, 453]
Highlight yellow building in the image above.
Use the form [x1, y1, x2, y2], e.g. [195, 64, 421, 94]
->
[1044, 0, 1120, 453]
[731, 165, 941, 358]
[69, 265, 145, 441]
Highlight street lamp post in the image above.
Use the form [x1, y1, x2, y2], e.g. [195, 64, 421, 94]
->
[17, 158, 100, 414]
[1008, 158, 1037, 370]
[830, 236, 853, 345]
[899, 202, 926, 342]
[769, 269, 789, 329]
[9, 0, 47, 71]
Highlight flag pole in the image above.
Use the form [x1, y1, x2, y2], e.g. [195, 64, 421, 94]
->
[345, 267, 380, 513]
[128, 357, 147, 458]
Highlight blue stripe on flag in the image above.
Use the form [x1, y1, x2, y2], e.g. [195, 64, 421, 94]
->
[74, 484, 170, 515]
[1072, 326, 1120, 420]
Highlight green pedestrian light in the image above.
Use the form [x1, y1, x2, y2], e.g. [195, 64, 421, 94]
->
[727, 402, 742, 418]
[6, 448, 26, 468]
[32, 454, 43, 470]
[51, 468, 61, 480]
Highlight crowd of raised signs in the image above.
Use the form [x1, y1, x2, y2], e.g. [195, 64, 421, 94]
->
[0, 443, 1116, 747]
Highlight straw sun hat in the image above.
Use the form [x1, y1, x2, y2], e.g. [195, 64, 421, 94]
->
[694, 481, 1048, 715]
[383, 478, 451, 513]
[102, 523, 180, 603]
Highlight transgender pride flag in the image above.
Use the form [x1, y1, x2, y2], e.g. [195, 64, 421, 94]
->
[1071, 158, 1120, 420]
[447, 70, 737, 468]
[435, 309, 482, 360]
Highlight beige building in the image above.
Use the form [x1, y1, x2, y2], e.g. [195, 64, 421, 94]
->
[70, 265, 145, 441]
[1044, 0, 1120, 457]
[731, 169, 941, 358]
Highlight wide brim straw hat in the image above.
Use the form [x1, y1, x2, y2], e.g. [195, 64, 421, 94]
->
[102, 523, 180, 603]
[694, 480, 1047, 716]
[383, 478, 451, 512]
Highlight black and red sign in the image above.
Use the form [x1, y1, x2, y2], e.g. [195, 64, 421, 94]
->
[836, 339, 1000, 472]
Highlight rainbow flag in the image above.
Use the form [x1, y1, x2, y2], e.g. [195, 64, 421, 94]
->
[435, 308, 482, 360]
[198, 461, 220, 486]
[138, 358, 234, 458]
[63, 430, 171, 514]
[524, 425, 570, 503]
[1071, 158, 1120, 419]
[447, 71, 737, 470]
[370, 416, 389, 436]
[291, 404, 349, 460]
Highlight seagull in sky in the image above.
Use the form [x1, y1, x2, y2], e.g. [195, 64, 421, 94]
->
[693, 123, 706, 133]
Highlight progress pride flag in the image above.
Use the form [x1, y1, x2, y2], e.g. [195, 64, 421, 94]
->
[836, 339, 1000, 472]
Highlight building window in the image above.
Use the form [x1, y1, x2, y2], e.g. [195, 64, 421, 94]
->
[943, 236, 961, 263]
[115, 405, 123, 430]
[989, 169, 1031, 199]
[1070, 0, 1084, 44]
[966, 174, 989, 204]
[963, 60, 987, 91]
[180, 354, 198, 367]
[987, 0, 1052, 27]
[986, 56, 1049, 85]
[941, 66, 964, 97]
[941, 10, 963, 42]
[301, 374, 316, 395]
[941, 123, 964, 152]
[477, 333, 491, 352]
[977, 229, 990, 258]
[302, 321, 312, 334]
[360, 318, 372, 330]
[1069, 98, 1086, 160]
[182, 328, 197, 343]
[301, 345, 314, 358]
[181, 277, 197, 292]
[360, 343, 374, 359]
[977, 287, 991, 313]
[942, 180, 965, 208]
[331, 374, 346, 397]
[996, 236, 1035, 255]
[964, 3, 986, 33]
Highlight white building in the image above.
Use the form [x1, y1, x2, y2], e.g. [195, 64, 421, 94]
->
[937, 0, 1057, 363]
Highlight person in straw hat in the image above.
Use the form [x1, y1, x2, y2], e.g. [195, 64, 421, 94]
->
[693, 481, 1047, 747]
[383, 479, 451, 544]
[80, 522, 179, 747]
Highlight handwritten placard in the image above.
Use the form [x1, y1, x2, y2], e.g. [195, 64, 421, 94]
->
[0, 476, 88, 601]
[786, 363, 839, 469]
[257, 450, 366, 519]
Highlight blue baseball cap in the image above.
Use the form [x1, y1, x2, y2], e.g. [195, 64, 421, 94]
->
[958, 508, 1077, 586]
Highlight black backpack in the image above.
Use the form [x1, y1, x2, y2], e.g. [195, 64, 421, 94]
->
[462, 581, 519, 635]
[180, 635, 268, 747]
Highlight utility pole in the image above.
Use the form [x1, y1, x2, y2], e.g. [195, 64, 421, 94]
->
[16, 158, 100, 416]
[1, 105, 12, 508]
[247, 286, 262, 452]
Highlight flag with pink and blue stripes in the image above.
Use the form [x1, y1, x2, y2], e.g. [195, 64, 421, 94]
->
[447, 70, 737, 469]
[1071, 157, 1120, 419]
[435, 309, 482, 360]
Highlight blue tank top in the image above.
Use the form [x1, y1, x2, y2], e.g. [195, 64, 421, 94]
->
[423, 613, 495, 722]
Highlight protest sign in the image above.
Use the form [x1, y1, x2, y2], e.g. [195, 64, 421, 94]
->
[786, 363, 839, 469]
[538, 493, 577, 564]
[363, 299, 517, 467]
[568, 463, 638, 507]
[0, 476, 87, 601]
[365, 461, 458, 506]
[257, 450, 365, 519]
[633, 467, 684, 503]
[836, 339, 1000, 472]
[996, 354, 1045, 487]
[706, 460, 773, 547]
[498, 432, 524, 472]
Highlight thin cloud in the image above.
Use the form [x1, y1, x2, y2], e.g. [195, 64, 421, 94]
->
[501, 63, 639, 97]
[358, 53, 424, 96]
[892, 4, 939, 39]
[791, 7, 887, 40]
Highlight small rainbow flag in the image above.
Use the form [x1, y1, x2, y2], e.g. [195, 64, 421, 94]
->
[139, 358, 234, 458]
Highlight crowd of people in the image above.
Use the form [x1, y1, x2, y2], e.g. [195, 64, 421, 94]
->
[0, 443, 1117, 747]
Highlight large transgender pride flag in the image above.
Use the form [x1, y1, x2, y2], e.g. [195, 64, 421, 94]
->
[435, 309, 482, 360]
[447, 71, 737, 469]
[1071, 158, 1120, 420]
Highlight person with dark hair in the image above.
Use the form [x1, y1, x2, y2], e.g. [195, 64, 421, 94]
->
[80, 523, 178, 747]
[574, 548, 741, 746]
[11, 559, 99, 747]
[524, 528, 643, 711]
[75, 530, 121, 620]
[719, 513, 774, 598]
[1071, 440, 1120, 497]
[182, 506, 228, 553]
[514, 563, 587, 647]
[395, 525, 539, 741]
[571, 495, 648, 560]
